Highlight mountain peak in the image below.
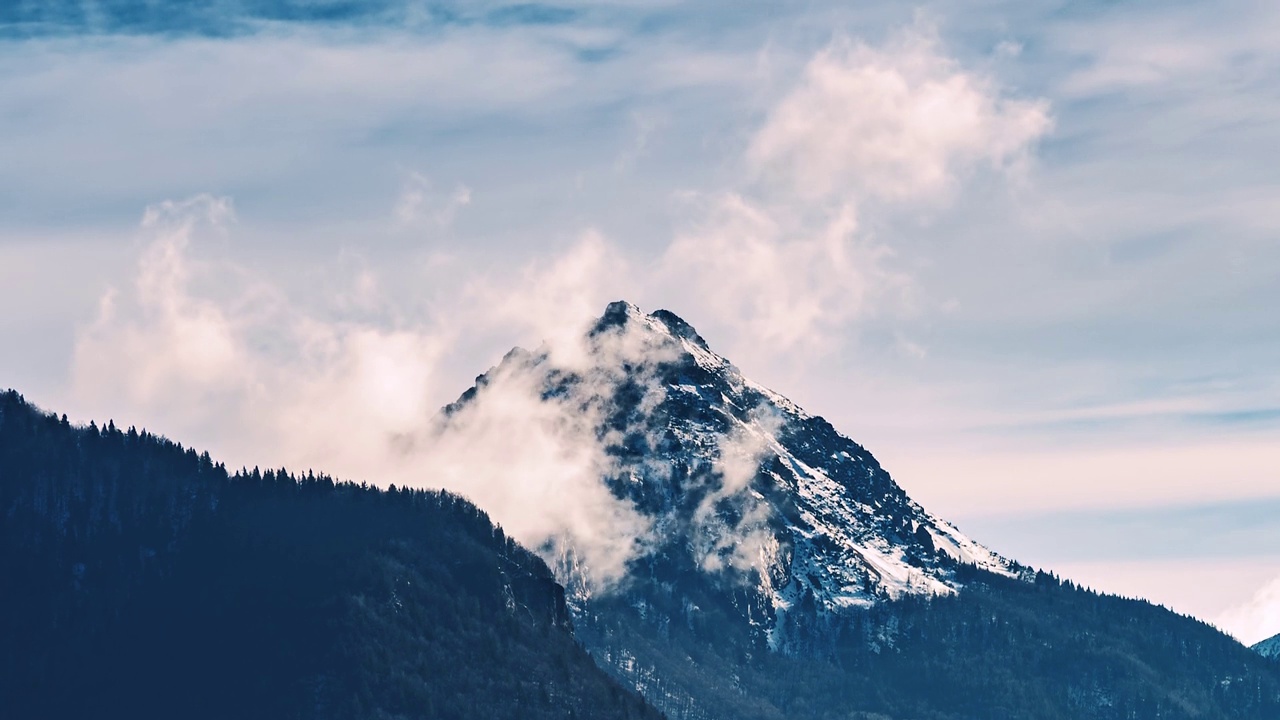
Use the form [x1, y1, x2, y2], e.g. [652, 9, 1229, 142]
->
[648, 308, 711, 349]
[590, 300, 712, 353]
[592, 299, 646, 331]
[441, 301, 1014, 650]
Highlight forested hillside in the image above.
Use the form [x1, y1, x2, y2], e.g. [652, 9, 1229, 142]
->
[578, 563, 1280, 720]
[0, 390, 660, 720]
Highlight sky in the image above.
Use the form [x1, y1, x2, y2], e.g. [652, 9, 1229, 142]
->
[1, 0, 1278, 643]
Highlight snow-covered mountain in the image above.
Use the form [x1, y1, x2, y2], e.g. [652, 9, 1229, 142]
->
[1255, 633, 1280, 660]
[434, 302, 1280, 720]
[444, 301, 1014, 646]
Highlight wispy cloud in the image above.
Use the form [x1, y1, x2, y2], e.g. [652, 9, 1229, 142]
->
[748, 28, 1050, 204]
[71, 193, 652, 590]
[662, 25, 1049, 358]
[393, 171, 472, 229]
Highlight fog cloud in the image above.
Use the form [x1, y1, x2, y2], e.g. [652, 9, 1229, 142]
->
[693, 407, 784, 575]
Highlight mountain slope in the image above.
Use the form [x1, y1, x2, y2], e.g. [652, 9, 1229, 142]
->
[448, 301, 1011, 634]
[1256, 633, 1280, 660]
[445, 301, 1280, 720]
[0, 390, 660, 720]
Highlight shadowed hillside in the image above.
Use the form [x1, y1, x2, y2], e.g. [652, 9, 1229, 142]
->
[0, 390, 661, 720]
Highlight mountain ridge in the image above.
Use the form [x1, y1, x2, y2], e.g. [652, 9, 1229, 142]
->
[442, 300, 1280, 719]
[448, 299, 1015, 636]
[1255, 633, 1280, 660]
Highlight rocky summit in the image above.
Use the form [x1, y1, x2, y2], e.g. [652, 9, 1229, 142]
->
[445, 300, 1014, 649]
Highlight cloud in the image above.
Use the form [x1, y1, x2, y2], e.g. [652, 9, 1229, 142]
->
[614, 111, 665, 171]
[417, 308, 700, 591]
[1054, 2, 1280, 97]
[393, 171, 472, 229]
[75, 195, 251, 415]
[662, 195, 891, 352]
[408, 349, 655, 593]
[692, 407, 783, 574]
[1216, 575, 1280, 646]
[458, 229, 637, 367]
[662, 27, 1048, 357]
[71, 194, 646, 591]
[747, 27, 1051, 204]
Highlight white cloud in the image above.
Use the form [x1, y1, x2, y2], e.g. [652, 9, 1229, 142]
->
[1055, 2, 1280, 97]
[1217, 575, 1280, 646]
[693, 407, 783, 574]
[994, 40, 1023, 59]
[663, 27, 1048, 357]
[748, 28, 1051, 204]
[71, 195, 646, 591]
[394, 170, 472, 228]
[75, 195, 251, 415]
[463, 230, 635, 367]
[614, 111, 665, 172]
[662, 194, 892, 352]
[407, 349, 655, 593]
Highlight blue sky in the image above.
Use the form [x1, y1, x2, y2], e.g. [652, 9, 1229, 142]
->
[2, 0, 1278, 641]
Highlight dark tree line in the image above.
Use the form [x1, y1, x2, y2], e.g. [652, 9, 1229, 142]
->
[0, 390, 661, 720]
